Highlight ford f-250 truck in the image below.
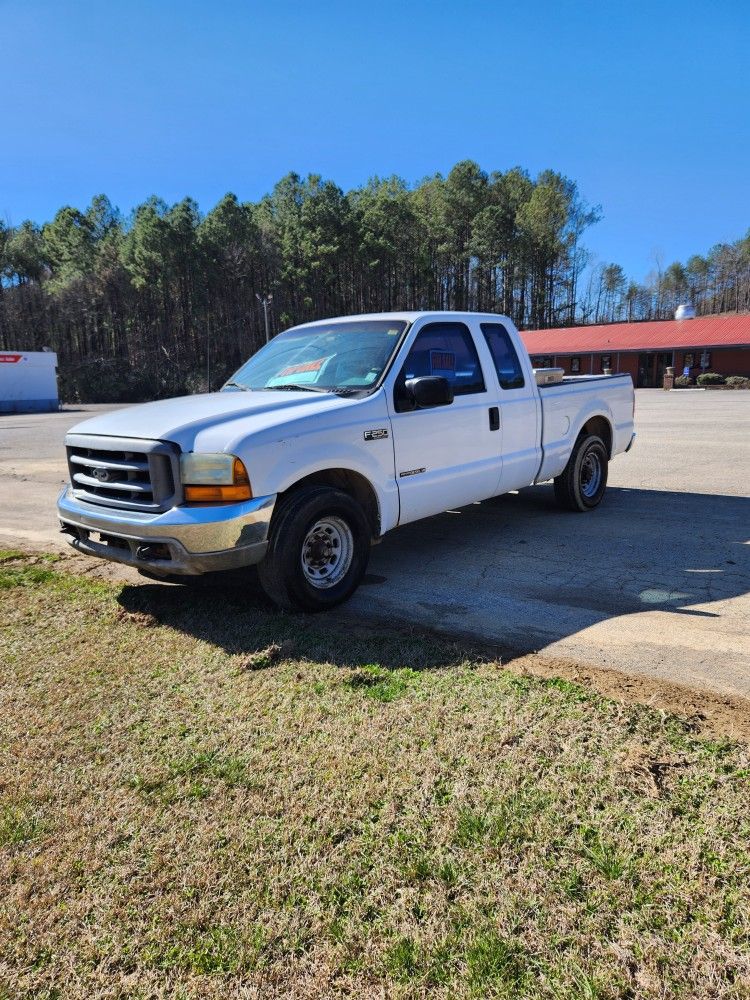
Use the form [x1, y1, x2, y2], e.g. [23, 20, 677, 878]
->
[58, 312, 635, 610]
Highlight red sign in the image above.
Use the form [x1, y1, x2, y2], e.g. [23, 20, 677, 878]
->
[0, 354, 23, 363]
[430, 350, 456, 373]
[279, 357, 328, 376]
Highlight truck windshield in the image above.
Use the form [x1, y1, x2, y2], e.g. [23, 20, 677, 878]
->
[223, 320, 408, 394]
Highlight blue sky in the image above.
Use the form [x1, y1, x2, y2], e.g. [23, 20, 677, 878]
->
[1, 0, 748, 282]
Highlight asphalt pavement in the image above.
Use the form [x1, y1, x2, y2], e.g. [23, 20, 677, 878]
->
[1, 390, 748, 698]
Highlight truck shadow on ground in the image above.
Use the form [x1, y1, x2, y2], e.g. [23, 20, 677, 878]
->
[117, 486, 750, 669]
[117, 570, 472, 672]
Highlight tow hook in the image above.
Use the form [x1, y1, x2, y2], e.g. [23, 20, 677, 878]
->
[136, 543, 171, 562]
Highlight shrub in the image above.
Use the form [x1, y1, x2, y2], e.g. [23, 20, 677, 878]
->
[673, 374, 692, 388]
[59, 358, 239, 403]
[181, 369, 210, 396]
[696, 372, 725, 386]
[180, 362, 236, 396]
[725, 375, 749, 389]
[59, 358, 154, 403]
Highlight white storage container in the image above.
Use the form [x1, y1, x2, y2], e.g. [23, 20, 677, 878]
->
[0, 351, 59, 413]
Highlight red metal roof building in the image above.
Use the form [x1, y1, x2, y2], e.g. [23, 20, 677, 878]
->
[521, 314, 750, 387]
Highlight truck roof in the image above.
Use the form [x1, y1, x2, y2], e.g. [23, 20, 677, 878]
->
[294, 310, 516, 328]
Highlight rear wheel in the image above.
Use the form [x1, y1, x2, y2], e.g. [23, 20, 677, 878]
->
[554, 434, 609, 511]
[258, 486, 370, 611]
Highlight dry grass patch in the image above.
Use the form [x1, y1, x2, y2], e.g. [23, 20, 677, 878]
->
[0, 555, 749, 999]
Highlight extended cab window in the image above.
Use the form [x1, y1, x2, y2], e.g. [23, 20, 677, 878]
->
[401, 322, 485, 396]
[481, 323, 525, 390]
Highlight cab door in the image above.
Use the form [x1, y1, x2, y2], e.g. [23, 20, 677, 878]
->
[387, 320, 502, 525]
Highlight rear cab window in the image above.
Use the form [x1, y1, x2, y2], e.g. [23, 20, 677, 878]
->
[481, 323, 526, 390]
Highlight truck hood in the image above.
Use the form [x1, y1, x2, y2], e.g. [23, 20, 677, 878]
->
[68, 390, 350, 451]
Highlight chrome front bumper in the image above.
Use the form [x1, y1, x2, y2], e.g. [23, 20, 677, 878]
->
[57, 486, 276, 575]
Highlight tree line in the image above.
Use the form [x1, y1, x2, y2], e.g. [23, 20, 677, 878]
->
[0, 160, 747, 400]
[584, 232, 750, 325]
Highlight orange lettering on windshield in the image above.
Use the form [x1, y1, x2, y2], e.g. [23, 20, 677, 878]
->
[279, 357, 328, 376]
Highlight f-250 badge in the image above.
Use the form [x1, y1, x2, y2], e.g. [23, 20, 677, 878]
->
[364, 428, 388, 441]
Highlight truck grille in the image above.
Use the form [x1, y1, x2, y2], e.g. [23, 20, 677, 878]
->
[65, 434, 181, 512]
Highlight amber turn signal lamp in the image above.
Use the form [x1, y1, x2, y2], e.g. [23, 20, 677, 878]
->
[184, 484, 252, 502]
[232, 457, 250, 485]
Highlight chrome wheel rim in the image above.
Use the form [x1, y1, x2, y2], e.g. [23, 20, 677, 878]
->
[580, 450, 602, 499]
[301, 516, 353, 589]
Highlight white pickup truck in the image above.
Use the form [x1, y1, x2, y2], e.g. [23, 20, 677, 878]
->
[58, 312, 635, 610]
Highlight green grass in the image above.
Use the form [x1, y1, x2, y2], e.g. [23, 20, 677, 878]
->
[141, 923, 259, 974]
[343, 663, 421, 701]
[0, 549, 27, 563]
[0, 804, 47, 847]
[1, 553, 749, 999]
[0, 561, 56, 589]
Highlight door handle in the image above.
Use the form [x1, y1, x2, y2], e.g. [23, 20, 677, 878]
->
[488, 406, 500, 431]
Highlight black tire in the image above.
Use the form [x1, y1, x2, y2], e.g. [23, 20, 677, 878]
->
[553, 434, 609, 512]
[257, 486, 371, 611]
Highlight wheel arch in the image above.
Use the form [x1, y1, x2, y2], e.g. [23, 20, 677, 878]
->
[578, 413, 613, 458]
[276, 468, 381, 540]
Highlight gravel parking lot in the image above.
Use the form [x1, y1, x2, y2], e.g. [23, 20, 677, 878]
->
[1, 390, 748, 701]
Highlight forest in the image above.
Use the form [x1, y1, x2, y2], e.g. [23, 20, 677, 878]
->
[1, 160, 748, 401]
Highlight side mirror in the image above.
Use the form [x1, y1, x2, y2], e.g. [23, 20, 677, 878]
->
[406, 375, 454, 409]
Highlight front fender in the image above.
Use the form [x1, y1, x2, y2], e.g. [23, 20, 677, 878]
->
[243, 434, 399, 535]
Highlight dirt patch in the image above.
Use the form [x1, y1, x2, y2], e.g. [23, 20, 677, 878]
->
[506, 651, 750, 743]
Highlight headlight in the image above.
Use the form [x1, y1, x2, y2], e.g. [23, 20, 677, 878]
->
[180, 453, 252, 503]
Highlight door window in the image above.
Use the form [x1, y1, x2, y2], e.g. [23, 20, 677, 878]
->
[481, 323, 526, 390]
[400, 322, 485, 396]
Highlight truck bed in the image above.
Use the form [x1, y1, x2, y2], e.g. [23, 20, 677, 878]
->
[542, 373, 633, 387]
[535, 373, 634, 483]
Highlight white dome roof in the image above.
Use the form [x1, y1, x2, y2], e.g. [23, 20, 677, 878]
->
[675, 304, 696, 320]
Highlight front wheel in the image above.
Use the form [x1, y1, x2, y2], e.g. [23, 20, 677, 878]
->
[554, 434, 609, 511]
[258, 486, 371, 611]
